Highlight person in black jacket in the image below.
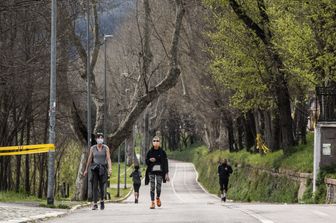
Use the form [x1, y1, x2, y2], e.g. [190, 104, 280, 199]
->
[218, 159, 233, 202]
[145, 136, 169, 209]
[129, 165, 142, 203]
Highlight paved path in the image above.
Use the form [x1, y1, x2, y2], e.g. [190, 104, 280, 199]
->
[46, 160, 335, 223]
[0, 202, 65, 223]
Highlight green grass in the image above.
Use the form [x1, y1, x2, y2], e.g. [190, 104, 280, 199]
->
[0, 191, 43, 203]
[108, 163, 146, 199]
[107, 188, 132, 200]
[0, 191, 86, 209]
[110, 163, 146, 185]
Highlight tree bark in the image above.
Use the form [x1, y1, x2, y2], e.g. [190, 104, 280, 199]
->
[25, 108, 31, 194]
[244, 111, 256, 152]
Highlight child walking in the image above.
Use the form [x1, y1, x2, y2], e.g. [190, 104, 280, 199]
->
[130, 165, 142, 203]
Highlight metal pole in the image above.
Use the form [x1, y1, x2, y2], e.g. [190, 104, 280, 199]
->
[124, 140, 127, 189]
[86, 0, 92, 201]
[117, 145, 121, 197]
[47, 0, 57, 205]
[103, 37, 107, 138]
[103, 35, 112, 138]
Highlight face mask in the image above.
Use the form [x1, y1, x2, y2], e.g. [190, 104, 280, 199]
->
[97, 138, 104, 144]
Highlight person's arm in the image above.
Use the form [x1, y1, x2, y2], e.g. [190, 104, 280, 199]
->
[145, 150, 151, 166]
[162, 150, 170, 181]
[217, 165, 220, 175]
[106, 146, 112, 176]
[229, 165, 233, 174]
[129, 172, 133, 178]
[83, 148, 93, 176]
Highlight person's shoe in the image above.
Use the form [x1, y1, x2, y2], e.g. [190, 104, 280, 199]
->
[156, 197, 161, 207]
[135, 198, 138, 203]
[223, 196, 226, 202]
[150, 201, 155, 209]
[92, 204, 98, 210]
[100, 201, 105, 210]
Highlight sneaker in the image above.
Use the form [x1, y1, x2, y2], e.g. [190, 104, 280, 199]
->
[100, 201, 105, 210]
[150, 201, 155, 209]
[223, 196, 226, 202]
[156, 197, 161, 207]
[135, 198, 138, 203]
[92, 204, 98, 210]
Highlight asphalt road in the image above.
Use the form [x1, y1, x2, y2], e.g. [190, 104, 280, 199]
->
[47, 160, 336, 223]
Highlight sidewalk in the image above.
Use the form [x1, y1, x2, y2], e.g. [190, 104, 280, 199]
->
[0, 202, 66, 223]
[0, 189, 133, 223]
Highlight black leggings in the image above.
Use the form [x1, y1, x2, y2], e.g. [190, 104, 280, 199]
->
[219, 178, 229, 192]
[133, 183, 141, 193]
[92, 170, 105, 203]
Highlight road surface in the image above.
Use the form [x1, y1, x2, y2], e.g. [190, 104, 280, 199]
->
[47, 160, 335, 223]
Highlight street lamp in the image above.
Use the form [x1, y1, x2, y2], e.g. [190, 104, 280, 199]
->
[47, 0, 57, 205]
[103, 35, 113, 138]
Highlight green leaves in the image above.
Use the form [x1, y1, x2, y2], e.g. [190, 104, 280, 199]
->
[204, 0, 336, 111]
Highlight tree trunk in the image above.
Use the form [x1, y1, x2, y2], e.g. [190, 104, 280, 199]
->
[218, 115, 230, 150]
[74, 148, 89, 200]
[227, 118, 235, 152]
[236, 116, 244, 150]
[263, 110, 273, 151]
[25, 114, 31, 194]
[126, 127, 134, 166]
[244, 111, 256, 152]
[275, 86, 294, 153]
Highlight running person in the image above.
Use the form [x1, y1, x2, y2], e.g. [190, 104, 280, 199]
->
[218, 159, 233, 202]
[145, 136, 169, 209]
[84, 133, 112, 210]
[130, 165, 142, 203]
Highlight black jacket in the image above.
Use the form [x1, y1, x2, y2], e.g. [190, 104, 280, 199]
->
[218, 164, 233, 179]
[145, 147, 168, 185]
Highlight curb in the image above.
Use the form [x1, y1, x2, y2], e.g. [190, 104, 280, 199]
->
[191, 163, 220, 200]
[191, 163, 234, 202]
[5, 188, 133, 223]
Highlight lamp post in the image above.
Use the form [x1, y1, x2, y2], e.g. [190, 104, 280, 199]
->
[47, 0, 57, 205]
[86, 0, 93, 201]
[103, 35, 113, 137]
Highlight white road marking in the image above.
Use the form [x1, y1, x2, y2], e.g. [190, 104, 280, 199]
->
[238, 209, 274, 223]
[313, 210, 329, 217]
[191, 163, 219, 200]
[170, 163, 186, 202]
[183, 165, 198, 200]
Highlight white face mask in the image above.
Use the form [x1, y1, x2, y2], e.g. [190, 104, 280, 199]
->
[97, 138, 104, 144]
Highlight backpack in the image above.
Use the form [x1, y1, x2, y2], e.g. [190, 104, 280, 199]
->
[132, 170, 141, 184]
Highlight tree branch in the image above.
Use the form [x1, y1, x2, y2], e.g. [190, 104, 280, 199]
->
[229, 0, 267, 44]
[107, 0, 185, 150]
